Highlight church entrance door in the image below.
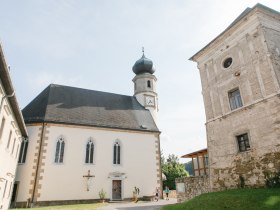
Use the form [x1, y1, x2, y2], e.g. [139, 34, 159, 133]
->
[112, 180, 122, 200]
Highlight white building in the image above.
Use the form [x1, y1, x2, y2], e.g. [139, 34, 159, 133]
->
[0, 44, 27, 210]
[15, 52, 162, 207]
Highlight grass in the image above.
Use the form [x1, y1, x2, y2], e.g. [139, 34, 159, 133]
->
[163, 188, 280, 210]
[10, 203, 106, 210]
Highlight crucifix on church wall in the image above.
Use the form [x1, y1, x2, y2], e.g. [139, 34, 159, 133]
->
[83, 170, 95, 191]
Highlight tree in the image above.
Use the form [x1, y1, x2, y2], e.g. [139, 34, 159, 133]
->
[161, 154, 189, 190]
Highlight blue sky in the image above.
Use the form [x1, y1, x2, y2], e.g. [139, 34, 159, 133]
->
[1, 0, 279, 161]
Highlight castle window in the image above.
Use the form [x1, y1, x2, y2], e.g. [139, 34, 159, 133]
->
[55, 137, 65, 163]
[228, 88, 243, 110]
[18, 138, 28, 164]
[85, 139, 94, 164]
[237, 133, 250, 152]
[147, 80, 151, 88]
[113, 142, 121, 165]
[223, 57, 233, 68]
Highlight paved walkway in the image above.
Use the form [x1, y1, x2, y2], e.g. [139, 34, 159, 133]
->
[96, 198, 177, 210]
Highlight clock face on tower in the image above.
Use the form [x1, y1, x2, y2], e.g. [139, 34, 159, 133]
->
[145, 96, 155, 107]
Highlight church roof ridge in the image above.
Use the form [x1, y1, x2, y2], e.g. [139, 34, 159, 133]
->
[49, 83, 136, 99]
[22, 84, 159, 132]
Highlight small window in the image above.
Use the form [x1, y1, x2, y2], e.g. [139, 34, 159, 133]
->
[113, 142, 120, 165]
[147, 80, 151, 88]
[223, 57, 233, 68]
[2, 180, 7, 199]
[237, 133, 250, 152]
[18, 138, 28, 164]
[55, 137, 65, 163]
[6, 131, 12, 149]
[85, 139, 94, 164]
[0, 117, 5, 140]
[229, 88, 243, 110]
[11, 138, 16, 154]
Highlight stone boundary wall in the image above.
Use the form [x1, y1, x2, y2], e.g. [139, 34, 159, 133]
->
[175, 176, 210, 203]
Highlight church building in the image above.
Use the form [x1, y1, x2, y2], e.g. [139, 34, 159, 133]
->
[14, 52, 162, 207]
[190, 4, 280, 190]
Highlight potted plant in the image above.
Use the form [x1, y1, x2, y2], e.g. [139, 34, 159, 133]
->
[99, 189, 106, 203]
[132, 186, 140, 202]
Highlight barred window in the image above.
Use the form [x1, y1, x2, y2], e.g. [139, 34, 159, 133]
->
[85, 139, 94, 164]
[237, 133, 250, 152]
[113, 142, 120, 165]
[55, 137, 65, 163]
[18, 138, 29, 164]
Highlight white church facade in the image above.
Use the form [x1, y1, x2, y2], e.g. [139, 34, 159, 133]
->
[14, 53, 162, 207]
[0, 44, 27, 210]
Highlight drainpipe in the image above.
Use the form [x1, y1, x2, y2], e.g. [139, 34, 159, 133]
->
[0, 91, 15, 113]
[31, 123, 45, 207]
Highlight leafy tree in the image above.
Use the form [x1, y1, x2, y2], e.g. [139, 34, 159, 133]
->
[161, 154, 189, 190]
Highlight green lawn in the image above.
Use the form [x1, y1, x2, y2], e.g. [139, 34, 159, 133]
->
[163, 188, 280, 210]
[10, 203, 106, 210]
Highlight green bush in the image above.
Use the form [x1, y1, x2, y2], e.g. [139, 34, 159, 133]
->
[265, 171, 280, 188]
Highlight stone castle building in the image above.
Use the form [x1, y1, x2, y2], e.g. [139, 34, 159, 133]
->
[14, 52, 161, 207]
[191, 4, 280, 190]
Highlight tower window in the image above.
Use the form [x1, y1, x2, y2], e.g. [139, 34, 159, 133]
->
[228, 88, 243, 110]
[237, 133, 250, 152]
[223, 57, 233, 68]
[55, 136, 65, 163]
[147, 80, 151, 88]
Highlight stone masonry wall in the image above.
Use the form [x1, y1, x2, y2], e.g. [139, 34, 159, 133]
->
[175, 176, 210, 203]
[208, 95, 280, 190]
[196, 10, 280, 192]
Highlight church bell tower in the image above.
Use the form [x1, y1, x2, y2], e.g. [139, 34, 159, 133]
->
[132, 49, 158, 122]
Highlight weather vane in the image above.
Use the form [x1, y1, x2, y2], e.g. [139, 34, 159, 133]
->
[142, 47, 145, 55]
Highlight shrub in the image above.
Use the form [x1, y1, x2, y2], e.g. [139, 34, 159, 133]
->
[265, 171, 280, 188]
[99, 189, 106, 199]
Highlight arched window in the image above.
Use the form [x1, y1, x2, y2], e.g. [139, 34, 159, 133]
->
[113, 142, 121, 165]
[85, 139, 94, 164]
[18, 138, 28, 164]
[147, 80, 151, 88]
[55, 136, 65, 163]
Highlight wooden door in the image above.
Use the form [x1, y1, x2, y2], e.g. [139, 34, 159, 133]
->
[112, 180, 122, 200]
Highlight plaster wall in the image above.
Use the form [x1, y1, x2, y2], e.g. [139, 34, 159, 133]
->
[0, 80, 23, 210]
[15, 124, 161, 205]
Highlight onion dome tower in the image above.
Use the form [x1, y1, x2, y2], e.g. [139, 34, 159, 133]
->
[132, 48, 158, 123]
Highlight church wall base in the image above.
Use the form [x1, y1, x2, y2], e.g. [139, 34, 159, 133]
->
[15, 199, 103, 208]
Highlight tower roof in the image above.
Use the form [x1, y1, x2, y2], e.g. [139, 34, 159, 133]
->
[22, 84, 159, 132]
[132, 52, 155, 75]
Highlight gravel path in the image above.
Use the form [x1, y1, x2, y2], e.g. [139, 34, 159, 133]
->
[96, 198, 177, 210]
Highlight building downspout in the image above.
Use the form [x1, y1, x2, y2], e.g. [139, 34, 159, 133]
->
[31, 123, 45, 207]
